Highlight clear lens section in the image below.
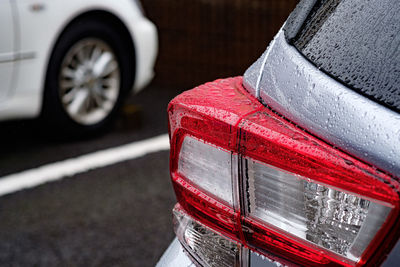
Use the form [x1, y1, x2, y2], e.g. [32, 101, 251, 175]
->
[244, 158, 392, 261]
[173, 205, 241, 267]
[178, 137, 235, 205]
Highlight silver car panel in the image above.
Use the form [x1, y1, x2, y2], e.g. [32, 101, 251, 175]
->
[156, 238, 195, 267]
[156, 238, 279, 267]
[244, 29, 400, 178]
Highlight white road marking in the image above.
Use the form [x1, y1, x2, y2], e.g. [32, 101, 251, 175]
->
[0, 134, 170, 197]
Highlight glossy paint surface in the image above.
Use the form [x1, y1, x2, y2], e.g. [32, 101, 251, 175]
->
[245, 29, 400, 178]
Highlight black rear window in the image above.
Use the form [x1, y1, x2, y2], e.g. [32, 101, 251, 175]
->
[284, 0, 400, 113]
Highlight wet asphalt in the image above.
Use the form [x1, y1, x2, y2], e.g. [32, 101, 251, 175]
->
[0, 83, 185, 266]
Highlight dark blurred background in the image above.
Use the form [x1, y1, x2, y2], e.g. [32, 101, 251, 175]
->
[142, 0, 298, 89]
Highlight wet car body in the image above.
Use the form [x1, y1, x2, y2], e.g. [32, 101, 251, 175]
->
[159, 0, 400, 266]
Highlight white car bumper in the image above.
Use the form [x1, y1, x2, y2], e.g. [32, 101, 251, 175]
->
[129, 17, 158, 93]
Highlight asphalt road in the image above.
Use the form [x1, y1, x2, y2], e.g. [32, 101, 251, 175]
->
[0, 83, 185, 266]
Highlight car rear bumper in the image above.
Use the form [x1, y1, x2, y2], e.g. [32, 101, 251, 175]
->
[157, 237, 279, 267]
[156, 238, 194, 267]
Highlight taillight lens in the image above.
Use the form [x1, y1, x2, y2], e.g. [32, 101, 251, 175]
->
[243, 157, 391, 264]
[168, 77, 400, 266]
[178, 137, 235, 206]
[173, 204, 245, 267]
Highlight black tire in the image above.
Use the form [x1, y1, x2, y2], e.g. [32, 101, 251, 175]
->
[42, 17, 134, 137]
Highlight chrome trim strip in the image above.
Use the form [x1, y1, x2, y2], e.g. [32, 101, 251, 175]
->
[257, 29, 400, 177]
[0, 51, 35, 63]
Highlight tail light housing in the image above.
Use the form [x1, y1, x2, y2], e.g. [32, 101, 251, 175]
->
[168, 77, 400, 266]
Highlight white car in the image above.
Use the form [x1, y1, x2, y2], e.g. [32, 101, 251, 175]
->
[0, 0, 157, 134]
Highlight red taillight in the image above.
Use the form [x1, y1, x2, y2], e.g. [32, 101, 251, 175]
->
[172, 174, 240, 239]
[168, 77, 400, 266]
